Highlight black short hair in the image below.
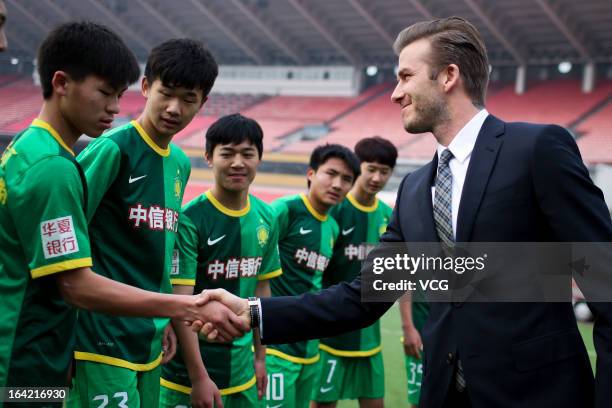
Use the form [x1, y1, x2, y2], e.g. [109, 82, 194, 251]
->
[145, 39, 218, 98]
[308, 144, 361, 187]
[354, 136, 398, 168]
[37, 21, 140, 99]
[205, 114, 264, 159]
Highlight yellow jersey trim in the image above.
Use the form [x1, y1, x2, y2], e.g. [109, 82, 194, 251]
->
[131, 120, 170, 157]
[74, 351, 163, 371]
[161, 375, 257, 396]
[220, 375, 257, 395]
[347, 193, 379, 213]
[257, 268, 282, 281]
[170, 278, 196, 286]
[205, 190, 250, 217]
[31, 118, 75, 156]
[266, 348, 320, 365]
[319, 343, 382, 357]
[300, 193, 327, 221]
[160, 378, 191, 395]
[31, 257, 93, 279]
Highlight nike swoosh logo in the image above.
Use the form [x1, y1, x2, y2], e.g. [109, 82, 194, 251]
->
[299, 227, 312, 235]
[319, 386, 333, 393]
[207, 235, 226, 245]
[342, 226, 355, 235]
[408, 389, 418, 394]
[267, 404, 283, 408]
[128, 175, 147, 184]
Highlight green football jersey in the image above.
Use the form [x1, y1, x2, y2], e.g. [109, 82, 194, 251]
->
[74, 120, 190, 371]
[162, 191, 281, 393]
[412, 289, 431, 333]
[0, 119, 92, 388]
[268, 193, 338, 364]
[320, 193, 392, 356]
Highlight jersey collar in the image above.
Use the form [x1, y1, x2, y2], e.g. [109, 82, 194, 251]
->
[31, 118, 75, 156]
[347, 193, 379, 213]
[205, 190, 251, 217]
[300, 193, 328, 222]
[131, 120, 170, 157]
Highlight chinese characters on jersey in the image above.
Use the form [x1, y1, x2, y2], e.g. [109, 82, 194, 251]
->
[207, 257, 263, 281]
[40, 215, 79, 259]
[128, 204, 179, 232]
[294, 247, 330, 271]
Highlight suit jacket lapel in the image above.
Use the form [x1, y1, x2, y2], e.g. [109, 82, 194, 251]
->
[417, 155, 440, 242]
[456, 115, 505, 242]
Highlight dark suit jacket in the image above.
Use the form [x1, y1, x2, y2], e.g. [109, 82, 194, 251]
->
[261, 115, 612, 408]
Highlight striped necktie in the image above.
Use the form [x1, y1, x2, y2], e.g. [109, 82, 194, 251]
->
[433, 149, 466, 392]
[433, 149, 454, 247]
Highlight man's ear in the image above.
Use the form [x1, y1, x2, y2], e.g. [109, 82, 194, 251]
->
[441, 64, 461, 93]
[306, 167, 315, 184]
[205, 150, 213, 167]
[51, 71, 69, 97]
[141, 77, 149, 98]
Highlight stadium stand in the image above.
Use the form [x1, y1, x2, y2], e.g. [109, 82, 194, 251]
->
[0, 79, 41, 131]
[172, 115, 219, 147]
[487, 79, 612, 126]
[576, 98, 612, 164]
[202, 93, 268, 117]
[0, 74, 22, 87]
[116, 91, 145, 118]
[2, 79, 612, 164]
[234, 83, 391, 149]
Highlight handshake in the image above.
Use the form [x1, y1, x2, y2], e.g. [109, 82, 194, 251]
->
[183, 289, 253, 342]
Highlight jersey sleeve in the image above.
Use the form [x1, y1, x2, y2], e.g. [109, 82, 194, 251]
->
[76, 137, 121, 221]
[170, 211, 199, 286]
[8, 156, 92, 279]
[257, 217, 282, 281]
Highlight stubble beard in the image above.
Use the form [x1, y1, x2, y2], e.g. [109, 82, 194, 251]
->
[403, 92, 449, 135]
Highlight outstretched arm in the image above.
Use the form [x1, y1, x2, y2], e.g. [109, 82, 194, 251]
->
[196, 177, 410, 344]
[57, 266, 249, 339]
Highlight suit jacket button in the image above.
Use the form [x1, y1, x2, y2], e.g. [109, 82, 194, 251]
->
[447, 352, 455, 364]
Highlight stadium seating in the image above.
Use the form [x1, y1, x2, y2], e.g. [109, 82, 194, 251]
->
[202, 93, 267, 117]
[2, 79, 612, 164]
[117, 91, 146, 117]
[172, 115, 219, 147]
[487, 80, 612, 126]
[0, 74, 22, 87]
[576, 100, 612, 164]
[0, 79, 41, 131]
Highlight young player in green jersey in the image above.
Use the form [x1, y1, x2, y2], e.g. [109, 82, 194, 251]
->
[160, 113, 282, 408]
[312, 137, 397, 408]
[265, 144, 360, 408]
[0, 23, 232, 402]
[400, 289, 430, 407]
[66, 39, 246, 408]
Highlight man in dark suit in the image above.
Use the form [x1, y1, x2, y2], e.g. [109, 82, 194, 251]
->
[198, 17, 612, 408]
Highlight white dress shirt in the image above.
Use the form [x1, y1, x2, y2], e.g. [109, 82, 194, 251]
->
[432, 109, 489, 239]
